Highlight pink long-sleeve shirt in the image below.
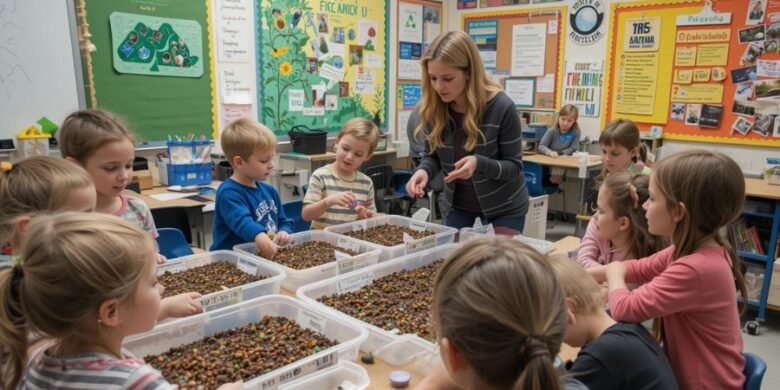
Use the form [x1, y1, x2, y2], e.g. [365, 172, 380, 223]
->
[608, 245, 745, 390]
[575, 218, 627, 268]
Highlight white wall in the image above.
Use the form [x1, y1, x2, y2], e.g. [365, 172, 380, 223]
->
[445, 0, 780, 173]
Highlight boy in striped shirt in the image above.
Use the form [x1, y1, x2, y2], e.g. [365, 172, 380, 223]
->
[303, 118, 379, 229]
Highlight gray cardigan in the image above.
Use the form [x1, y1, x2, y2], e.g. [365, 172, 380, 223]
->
[537, 126, 581, 156]
[416, 91, 529, 218]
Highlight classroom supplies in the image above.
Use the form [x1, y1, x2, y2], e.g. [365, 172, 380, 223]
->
[15, 126, 51, 159]
[158, 138, 214, 186]
[289, 125, 327, 155]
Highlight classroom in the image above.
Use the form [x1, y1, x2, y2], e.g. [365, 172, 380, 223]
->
[1, 0, 779, 389]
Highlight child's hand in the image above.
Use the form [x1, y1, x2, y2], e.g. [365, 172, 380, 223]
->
[255, 232, 277, 258]
[159, 292, 203, 320]
[356, 205, 376, 220]
[324, 191, 356, 208]
[216, 380, 243, 389]
[274, 231, 292, 246]
[548, 151, 559, 157]
[605, 261, 627, 281]
[155, 253, 167, 264]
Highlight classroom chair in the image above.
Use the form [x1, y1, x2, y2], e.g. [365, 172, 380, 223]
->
[524, 161, 565, 222]
[156, 228, 194, 259]
[282, 200, 311, 233]
[151, 206, 193, 244]
[743, 352, 767, 390]
[365, 165, 412, 215]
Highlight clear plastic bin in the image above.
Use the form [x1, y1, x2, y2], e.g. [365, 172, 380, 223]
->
[277, 360, 369, 390]
[513, 234, 555, 255]
[158, 250, 285, 312]
[234, 231, 383, 292]
[297, 244, 459, 353]
[324, 215, 457, 261]
[459, 224, 495, 242]
[124, 295, 368, 390]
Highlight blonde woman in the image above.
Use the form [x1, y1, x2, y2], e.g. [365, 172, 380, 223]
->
[405, 31, 529, 230]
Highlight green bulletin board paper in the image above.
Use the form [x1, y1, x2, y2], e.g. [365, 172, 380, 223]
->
[110, 12, 204, 77]
[257, 0, 387, 135]
[84, 0, 215, 141]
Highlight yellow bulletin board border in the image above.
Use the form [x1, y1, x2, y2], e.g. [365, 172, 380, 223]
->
[460, 5, 568, 110]
[604, 0, 780, 147]
[206, 0, 218, 140]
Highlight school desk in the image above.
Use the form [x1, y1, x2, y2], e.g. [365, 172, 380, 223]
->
[133, 187, 216, 250]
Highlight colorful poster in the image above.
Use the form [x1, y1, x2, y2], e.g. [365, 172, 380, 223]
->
[696, 43, 729, 66]
[457, 0, 477, 9]
[674, 69, 693, 84]
[399, 41, 422, 80]
[110, 12, 204, 77]
[511, 23, 546, 76]
[757, 59, 780, 78]
[401, 84, 422, 110]
[615, 52, 659, 115]
[399, 3, 423, 44]
[670, 83, 724, 103]
[624, 17, 661, 52]
[481, 0, 529, 7]
[675, 29, 730, 43]
[674, 46, 696, 66]
[563, 60, 604, 117]
[257, 0, 386, 133]
[467, 20, 498, 69]
[422, 6, 441, 44]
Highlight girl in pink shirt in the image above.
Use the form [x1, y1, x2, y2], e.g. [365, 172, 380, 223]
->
[588, 150, 747, 390]
[576, 173, 666, 268]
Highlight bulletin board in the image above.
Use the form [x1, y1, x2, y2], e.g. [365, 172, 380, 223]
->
[605, 0, 780, 147]
[256, 0, 387, 135]
[461, 5, 567, 112]
[396, 0, 443, 142]
[80, 0, 217, 141]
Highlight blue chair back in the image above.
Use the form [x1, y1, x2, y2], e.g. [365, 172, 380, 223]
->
[743, 352, 766, 390]
[156, 228, 194, 259]
[392, 169, 412, 197]
[524, 161, 546, 197]
[283, 200, 310, 233]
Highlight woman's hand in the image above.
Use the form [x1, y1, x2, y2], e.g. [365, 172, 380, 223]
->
[406, 170, 429, 198]
[444, 156, 477, 183]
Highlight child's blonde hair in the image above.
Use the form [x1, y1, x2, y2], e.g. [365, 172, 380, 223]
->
[417, 31, 502, 152]
[554, 104, 579, 131]
[602, 172, 667, 260]
[337, 118, 380, 154]
[653, 150, 747, 306]
[221, 118, 277, 162]
[58, 109, 135, 162]
[0, 212, 155, 389]
[433, 236, 566, 390]
[0, 156, 93, 243]
[548, 255, 603, 315]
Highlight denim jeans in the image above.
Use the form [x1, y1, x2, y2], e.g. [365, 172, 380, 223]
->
[445, 208, 526, 233]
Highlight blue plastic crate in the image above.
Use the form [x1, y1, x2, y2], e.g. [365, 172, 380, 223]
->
[166, 162, 213, 186]
[522, 124, 547, 141]
[167, 140, 212, 164]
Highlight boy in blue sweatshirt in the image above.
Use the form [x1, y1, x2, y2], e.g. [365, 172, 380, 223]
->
[210, 118, 293, 257]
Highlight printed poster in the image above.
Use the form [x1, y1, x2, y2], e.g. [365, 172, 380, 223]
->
[615, 52, 659, 115]
[624, 17, 661, 52]
[674, 46, 696, 66]
[696, 43, 729, 66]
[216, 0, 252, 63]
[563, 60, 604, 117]
[467, 20, 498, 69]
[505, 78, 535, 107]
[401, 84, 422, 110]
[511, 24, 546, 76]
[670, 83, 724, 103]
[399, 3, 423, 44]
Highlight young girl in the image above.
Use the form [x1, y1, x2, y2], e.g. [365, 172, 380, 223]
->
[588, 150, 747, 389]
[58, 109, 159, 241]
[538, 105, 581, 183]
[596, 118, 649, 180]
[0, 213, 239, 389]
[576, 173, 666, 268]
[0, 157, 201, 321]
[425, 236, 587, 390]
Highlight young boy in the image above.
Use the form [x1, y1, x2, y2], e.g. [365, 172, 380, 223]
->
[549, 256, 678, 390]
[302, 118, 379, 229]
[210, 118, 293, 258]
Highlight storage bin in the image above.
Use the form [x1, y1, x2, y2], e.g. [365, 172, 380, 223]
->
[277, 360, 370, 390]
[158, 250, 285, 312]
[167, 140, 212, 163]
[298, 244, 459, 353]
[514, 234, 555, 255]
[522, 123, 547, 141]
[324, 215, 457, 261]
[164, 162, 213, 186]
[234, 230, 383, 292]
[289, 125, 327, 155]
[124, 295, 367, 389]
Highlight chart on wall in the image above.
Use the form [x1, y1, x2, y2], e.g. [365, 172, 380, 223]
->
[256, 0, 387, 135]
[605, 0, 780, 146]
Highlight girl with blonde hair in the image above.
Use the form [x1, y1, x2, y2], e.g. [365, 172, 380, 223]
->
[406, 31, 529, 231]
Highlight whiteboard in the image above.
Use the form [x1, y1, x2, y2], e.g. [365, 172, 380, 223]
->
[0, 0, 82, 142]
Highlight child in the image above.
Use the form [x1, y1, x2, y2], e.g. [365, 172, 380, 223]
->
[0, 157, 202, 321]
[576, 173, 666, 268]
[0, 213, 240, 389]
[549, 255, 678, 389]
[302, 118, 378, 229]
[596, 118, 650, 180]
[424, 236, 587, 390]
[588, 150, 747, 389]
[538, 104, 581, 184]
[210, 118, 293, 258]
[58, 109, 159, 237]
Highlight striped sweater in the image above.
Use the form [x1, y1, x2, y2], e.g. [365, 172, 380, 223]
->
[416, 91, 529, 218]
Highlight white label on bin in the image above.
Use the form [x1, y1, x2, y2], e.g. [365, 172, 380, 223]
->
[351, 220, 368, 232]
[298, 307, 327, 334]
[337, 237, 361, 253]
[260, 352, 338, 389]
[405, 235, 436, 255]
[200, 287, 242, 312]
[237, 260, 257, 275]
[160, 262, 187, 275]
[187, 173, 196, 179]
[337, 271, 374, 294]
[337, 253, 375, 274]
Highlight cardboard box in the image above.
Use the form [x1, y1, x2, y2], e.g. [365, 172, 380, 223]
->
[131, 170, 154, 190]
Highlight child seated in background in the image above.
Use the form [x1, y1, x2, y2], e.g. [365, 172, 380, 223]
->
[0, 213, 239, 390]
[210, 118, 293, 258]
[576, 173, 667, 268]
[538, 104, 581, 183]
[0, 156, 202, 320]
[302, 118, 379, 229]
[549, 255, 677, 390]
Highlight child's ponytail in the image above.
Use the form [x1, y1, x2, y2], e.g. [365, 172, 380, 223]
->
[0, 264, 30, 389]
[513, 337, 562, 390]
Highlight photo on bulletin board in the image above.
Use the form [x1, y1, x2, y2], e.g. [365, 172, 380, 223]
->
[256, 0, 387, 135]
[480, 0, 529, 7]
[458, 0, 477, 9]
